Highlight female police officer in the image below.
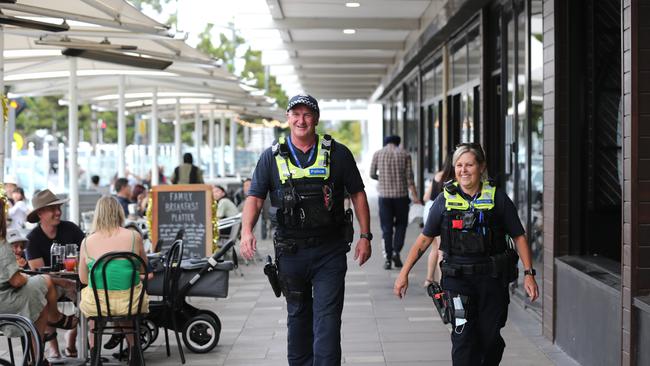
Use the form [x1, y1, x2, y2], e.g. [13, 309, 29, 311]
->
[394, 143, 538, 365]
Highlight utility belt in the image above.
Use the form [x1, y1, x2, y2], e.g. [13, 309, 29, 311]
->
[273, 232, 347, 255]
[441, 248, 519, 286]
[440, 261, 493, 277]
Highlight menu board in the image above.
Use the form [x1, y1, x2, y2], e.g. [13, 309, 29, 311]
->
[151, 185, 213, 258]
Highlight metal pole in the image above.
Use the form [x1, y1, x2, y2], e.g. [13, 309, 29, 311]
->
[194, 104, 201, 168]
[151, 88, 159, 186]
[117, 75, 126, 177]
[68, 57, 79, 223]
[208, 110, 215, 180]
[174, 98, 181, 164]
[229, 118, 236, 176]
[58, 143, 65, 190]
[7, 106, 15, 162]
[219, 116, 226, 177]
[0, 27, 5, 181]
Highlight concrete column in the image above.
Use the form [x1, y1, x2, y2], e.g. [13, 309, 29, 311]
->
[58, 143, 65, 191]
[194, 104, 202, 167]
[208, 110, 215, 180]
[174, 98, 181, 164]
[117, 75, 126, 177]
[150, 88, 159, 186]
[219, 116, 226, 177]
[68, 57, 79, 223]
[0, 27, 4, 181]
[6, 106, 14, 163]
[229, 118, 236, 176]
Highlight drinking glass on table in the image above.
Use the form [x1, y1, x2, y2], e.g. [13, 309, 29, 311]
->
[64, 244, 79, 272]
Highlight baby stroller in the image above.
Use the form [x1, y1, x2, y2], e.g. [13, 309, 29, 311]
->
[143, 230, 236, 357]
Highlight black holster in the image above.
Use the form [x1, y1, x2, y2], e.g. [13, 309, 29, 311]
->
[427, 282, 452, 324]
[490, 248, 519, 286]
[263, 255, 282, 297]
[343, 208, 354, 243]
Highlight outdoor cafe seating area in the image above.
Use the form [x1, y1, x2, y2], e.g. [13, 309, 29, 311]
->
[1, 215, 241, 366]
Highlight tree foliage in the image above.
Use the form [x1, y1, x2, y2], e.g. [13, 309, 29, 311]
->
[15, 96, 121, 148]
[197, 24, 288, 109]
[317, 121, 362, 159]
[197, 23, 245, 74]
[129, 0, 170, 12]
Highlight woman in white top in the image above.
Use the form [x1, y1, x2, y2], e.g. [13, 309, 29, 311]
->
[8, 187, 29, 230]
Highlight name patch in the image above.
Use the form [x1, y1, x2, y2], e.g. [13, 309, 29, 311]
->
[309, 168, 327, 175]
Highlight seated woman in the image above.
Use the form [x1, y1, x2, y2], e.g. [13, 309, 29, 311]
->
[0, 200, 78, 366]
[78, 196, 149, 363]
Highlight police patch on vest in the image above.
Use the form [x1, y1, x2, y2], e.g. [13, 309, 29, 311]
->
[475, 199, 493, 204]
[309, 168, 327, 175]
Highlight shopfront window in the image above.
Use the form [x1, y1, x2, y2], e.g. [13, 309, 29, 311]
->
[451, 39, 468, 88]
[516, 5, 529, 228]
[529, 0, 544, 286]
[505, 13, 516, 199]
[468, 27, 481, 82]
[450, 23, 480, 145]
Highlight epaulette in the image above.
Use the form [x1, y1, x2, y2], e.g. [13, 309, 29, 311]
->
[443, 180, 458, 195]
[271, 139, 290, 157]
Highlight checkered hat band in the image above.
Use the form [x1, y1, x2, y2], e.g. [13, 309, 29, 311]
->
[288, 97, 318, 112]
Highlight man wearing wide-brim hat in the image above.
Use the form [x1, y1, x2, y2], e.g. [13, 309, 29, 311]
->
[25, 189, 85, 270]
[25, 189, 86, 360]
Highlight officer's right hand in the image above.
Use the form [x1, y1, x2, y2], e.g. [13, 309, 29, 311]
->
[240, 231, 257, 260]
[393, 273, 409, 299]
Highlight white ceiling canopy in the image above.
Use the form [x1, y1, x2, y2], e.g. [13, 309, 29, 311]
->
[234, 0, 445, 101]
[0, 0, 280, 120]
[0, 0, 171, 35]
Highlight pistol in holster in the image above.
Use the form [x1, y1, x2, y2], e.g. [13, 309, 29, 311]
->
[489, 248, 519, 286]
[427, 282, 452, 324]
[263, 255, 282, 298]
[343, 208, 354, 244]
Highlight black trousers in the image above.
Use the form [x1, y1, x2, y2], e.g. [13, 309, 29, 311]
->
[378, 196, 410, 258]
[441, 273, 510, 366]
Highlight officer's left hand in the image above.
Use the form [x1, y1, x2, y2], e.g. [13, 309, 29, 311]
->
[354, 238, 372, 266]
[524, 275, 539, 302]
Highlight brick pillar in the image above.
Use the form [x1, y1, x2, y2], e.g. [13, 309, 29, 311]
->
[621, 0, 649, 365]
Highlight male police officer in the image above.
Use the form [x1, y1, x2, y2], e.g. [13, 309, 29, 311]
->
[240, 94, 372, 366]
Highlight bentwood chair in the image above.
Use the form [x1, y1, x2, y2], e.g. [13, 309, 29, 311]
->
[160, 237, 186, 364]
[88, 252, 149, 366]
[0, 314, 43, 366]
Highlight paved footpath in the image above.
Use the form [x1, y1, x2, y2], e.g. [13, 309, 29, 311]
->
[1, 190, 580, 365]
[141, 190, 579, 366]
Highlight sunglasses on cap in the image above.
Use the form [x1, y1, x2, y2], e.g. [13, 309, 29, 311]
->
[455, 142, 483, 149]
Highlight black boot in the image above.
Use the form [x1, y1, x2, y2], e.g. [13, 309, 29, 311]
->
[393, 254, 403, 268]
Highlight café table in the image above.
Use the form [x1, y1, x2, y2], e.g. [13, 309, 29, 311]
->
[21, 269, 88, 365]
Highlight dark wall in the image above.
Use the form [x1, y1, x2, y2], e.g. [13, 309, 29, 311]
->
[622, 0, 649, 364]
[555, 258, 621, 366]
[636, 303, 650, 366]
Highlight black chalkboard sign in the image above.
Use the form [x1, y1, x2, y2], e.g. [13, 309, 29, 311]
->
[151, 185, 213, 258]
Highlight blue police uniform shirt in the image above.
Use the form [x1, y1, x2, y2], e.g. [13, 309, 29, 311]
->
[248, 136, 365, 200]
[422, 187, 525, 239]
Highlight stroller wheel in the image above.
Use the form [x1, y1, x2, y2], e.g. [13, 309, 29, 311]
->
[196, 310, 221, 330]
[139, 325, 153, 351]
[142, 319, 159, 345]
[182, 314, 221, 353]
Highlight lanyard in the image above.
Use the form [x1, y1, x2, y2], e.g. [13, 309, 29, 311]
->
[287, 136, 316, 169]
